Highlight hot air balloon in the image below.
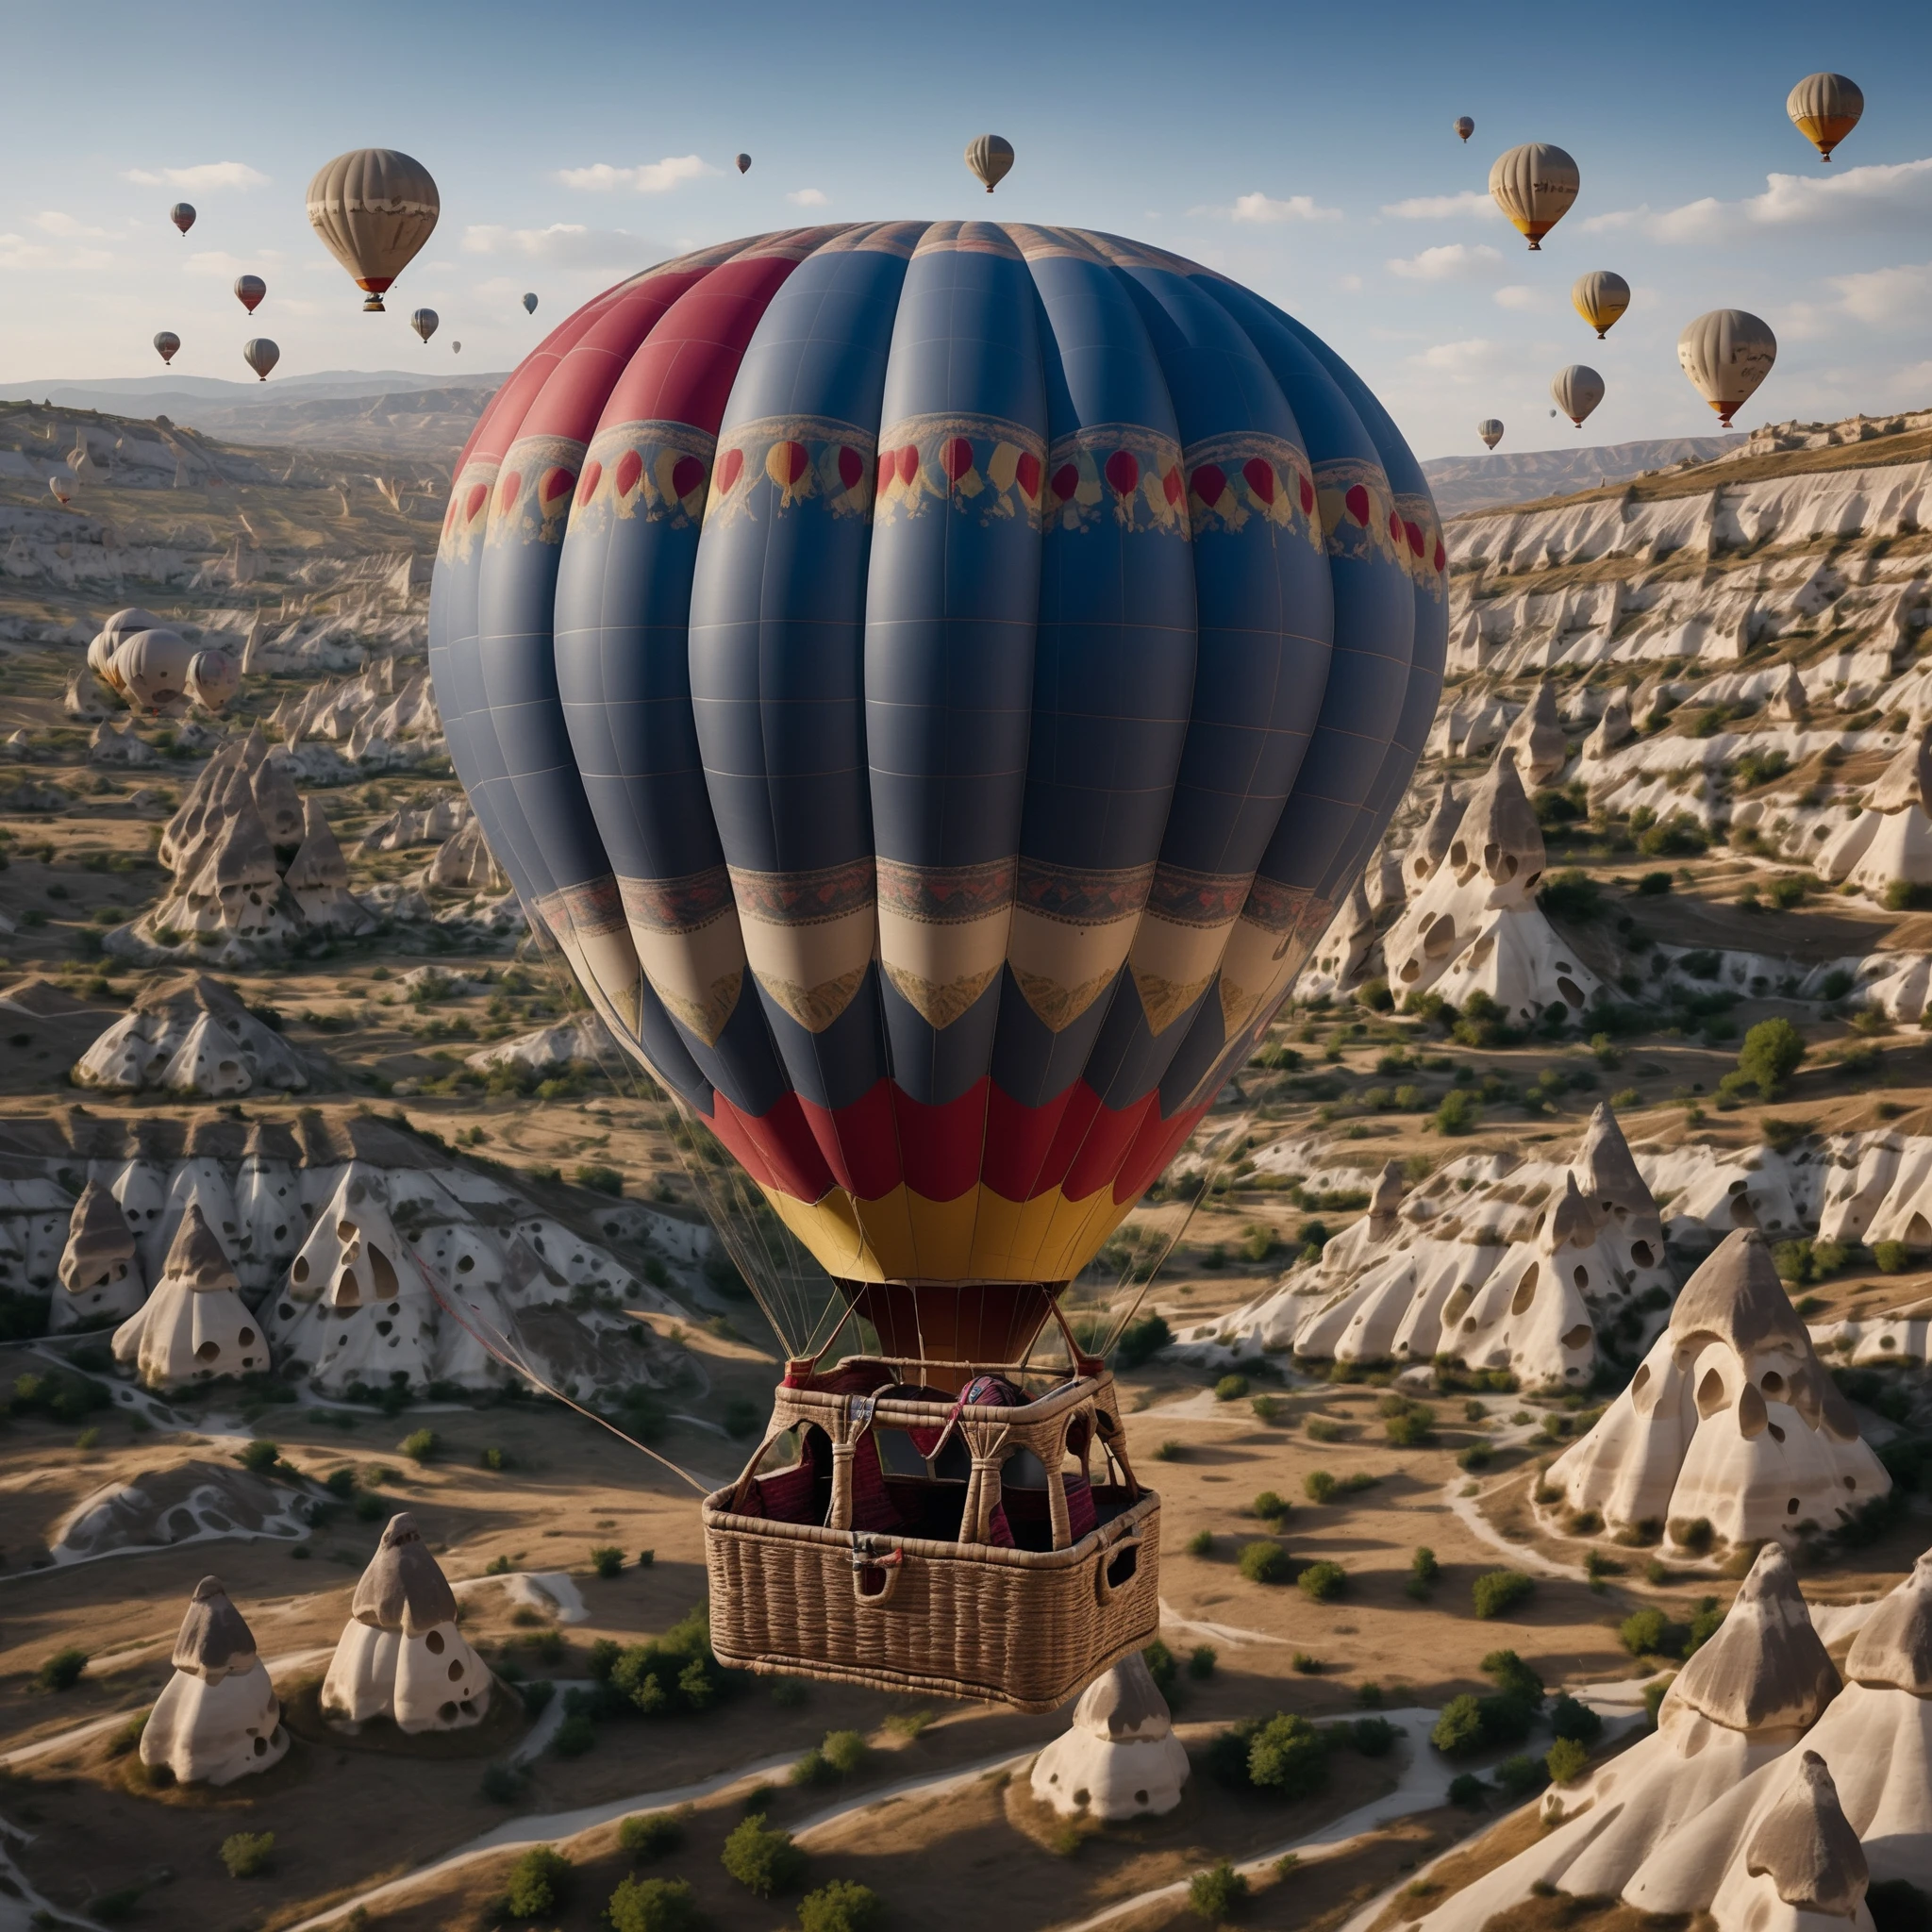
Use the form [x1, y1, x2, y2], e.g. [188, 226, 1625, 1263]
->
[1551, 364, 1605, 427]
[242, 338, 280, 383]
[154, 331, 180, 366]
[306, 148, 440, 312]
[1489, 143, 1579, 251]
[170, 202, 195, 238]
[48, 474, 74, 507]
[1571, 271, 1629, 340]
[452, 341, 462, 355]
[430, 222, 1447, 1712]
[411, 307, 439, 344]
[736, 153, 752, 175]
[523, 291, 539, 315]
[1478, 419, 1504, 450]
[186, 647, 240, 713]
[113, 629, 195, 711]
[1454, 116, 1474, 143]
[1678, 310, 1776, 427]
[965, 134, 1015, 193]
[234, 275, 266, 314]
[90, 608, 164, 693]
[1789, 73, 1863, 161]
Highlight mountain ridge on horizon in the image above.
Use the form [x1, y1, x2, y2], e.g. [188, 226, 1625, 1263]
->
[1420, 433, 1744, 516]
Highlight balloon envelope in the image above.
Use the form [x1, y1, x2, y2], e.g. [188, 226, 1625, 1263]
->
[153, 331, 180, 366]
[965, 134, 1015, 193]
[429, 222, 1447, 1360]
[1454, 116, 1474, 142]
[1489, 143, 1579, 250]
[411, 307, 440, 343]
[523, 291, 539, 315]
[1477, 419, 1504, 450]
[169, 202, 194, 237]
[306, 148, 440, 311]
[48, 475, 73, 506]
[1788, 72, 1862, 161]
[186, 648, 240, 713]
[736, 153, 752, 174]
[452, 341, 462, 354]
[242, 338, 280, 382]
[114, 629, 195, 710]
[234, 275, 266, 314]
[1551, 365, 1605, 426]
[1571, 270, 1629, 340]
[1677, 310, 1776, 427]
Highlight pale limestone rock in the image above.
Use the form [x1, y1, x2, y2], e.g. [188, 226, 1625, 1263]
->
[1407, 779, 1463, 888]
[50, 1179, 142, 1329]
[426, 817, 506, 891]
[1770, 662, 1810, 723]
[1500, 679, 1568, 787]
[1582, 683, 1635, 759]
[112, 1203, 269, 1389]
[1302, 877, 1378, 996]
[74, 974, 307, 1097]
[1029, 1652, 1189, 1820]
[284, 798, 372, 933]
[140, 1576, 287, 1786]
[322, 1514, 491, 1732]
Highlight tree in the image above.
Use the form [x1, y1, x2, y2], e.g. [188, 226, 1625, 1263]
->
[1738, 1017, 1806, 1099]
[504, 1846, 572, 1917]
[1472, 1570, 1535, 1620]
[1246, 1713, 1330, 1796]
[607, 1876, 700, 1932]
[1189, 1860, 1250, 1921]
[799, 1880, 888, 1932]
[721, 1814, 805, 1897]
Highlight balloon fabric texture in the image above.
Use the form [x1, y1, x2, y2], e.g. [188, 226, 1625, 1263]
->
[429, 223, 1445, 1357]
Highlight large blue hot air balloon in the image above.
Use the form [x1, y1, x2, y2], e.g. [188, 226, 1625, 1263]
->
[431, 223, 1445, 1355]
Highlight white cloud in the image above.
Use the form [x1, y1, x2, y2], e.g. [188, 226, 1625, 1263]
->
[1824, 258, 1932, 326]
[1406, 338, 1512, 380]
[1585, 157, 1932, 243]
[122, 161, 269, 190]
[33, 211, 110, 239]
[556, 155, 710, 194]
[183, 249, 285, 278]
[461, 224, 655, 269]
[1190, 191, 1341, 225]
[1381, 190, 1496, 220]
[1337, 273, 1362, 292]
[0, 233, 111, 272]
[1492, 283, 1551, 311]
[1387, 242, 1502, 281]
[786, 188, 827, 208]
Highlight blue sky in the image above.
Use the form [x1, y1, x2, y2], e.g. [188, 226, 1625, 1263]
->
[8, 0, 1930, 458]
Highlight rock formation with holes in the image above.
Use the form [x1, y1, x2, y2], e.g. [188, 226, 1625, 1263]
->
[140, 1575, 289, 1786]
[1380, 752, 1600, 1022]
[1814, 726, 1932, 899]
[1029, 1650, 1190, 1820]
[1544, 1229, 1888, 1550]
[1413, 1544, 1840, 1932]
[111, 1202, 270, 1388]
[1499, 679, 1569, 786]
[322, 1513, 491, 1732]
[1300, 878, 1379, 999]
[1183, 1105, 1673, 1390]
[50, 1178, 143, 1330]
[74, 974, 308, 1097]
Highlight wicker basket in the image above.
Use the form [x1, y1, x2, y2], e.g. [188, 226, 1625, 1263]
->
[702, 1358, 1161, 1710]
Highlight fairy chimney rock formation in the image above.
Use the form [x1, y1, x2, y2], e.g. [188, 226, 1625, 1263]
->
[1584, 683, 1635, 759]
[110, 1202, 268, 1388]
[1770, 663, 1810, 724]
[139, 1575, 288, 1786]
[322, 1512, 491, 1732]
[1668, 1544, 1839, 1737]
[52, 1179, 143, 1329]
[1501, 679, 1568, 787]
[1029, 1650, 1190, 1820]
[1817, 724, 1932, 894]
[1408, 778, 1464, 887]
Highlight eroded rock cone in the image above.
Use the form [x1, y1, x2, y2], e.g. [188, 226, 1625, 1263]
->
[1029, 1651, 1190, 1820]
[110, 1202, 268, 1388]
[52, 1178, 143, 1328]
[140, 1575, 287, 1786]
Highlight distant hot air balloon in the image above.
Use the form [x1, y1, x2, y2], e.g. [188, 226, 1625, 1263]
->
[1678, 310, 1776, 427]
[1571, 270, 1630, 340]
[48, 474, 74, 507]
[186, 647, 240, 714]
[1489, 142, 1579, 251]
[1552, 364, 1605, 427]
[170, 202, 195, 238]
[153, 331, 180, 366]
[451, 340, 461, 354]
[965, 133, 1015, 193]
[1454, 116, 1474, 143]
[306, 148, 440, 311]
[242, 338, 280, 383]
[234, 275, 266, 314]
[1478, 419, 1504, 450]
[432, 221, 1448, 1711]
[114, 629, 195, 711]
[411, 307, 439, 344]
[735, 153, 752, 175]
[523, 291, 538, 315]
[1788, 72, 1863, 162]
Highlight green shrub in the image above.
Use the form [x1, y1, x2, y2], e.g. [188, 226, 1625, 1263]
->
[799, 1880, 887, 1932]
[1636, 872, 1672, 896]
[1549, 1693, 1603, 1743]
[1493, 1754, 1547, 1799]
[1546, 1737, 1591, 1786]
[1115, 1313, 1173, 1369]
[1142, 1639, 1178, 1690]
[1686, 1596, 1725, 1654]
[505, 1844, 572, 1916]
[1253, 1490, 1288, 1522]
[220, 1832, 275, 1879]
[608, 1607, 724, 1715]
[1435, 1091, 1481, 1136]
[574, 1162, 625, 1196]
[591, 1545, 624, 1579]
[1538, 870, 1602, 922]
[1189, 1859, 1249, 1921]
[1298, 1560, 1346, 1602]
[1189, 1644, 1219, 1680]
[1304, 1469, 1338, 1503]
[1472, 1570, 1534, 1620]
[608, 1875, 700, 1932]
[1875, 1241, 1911, 1274]
[790, 1746, 835, 1788]
[1619, 1607, 1673, 1658]
[400, 1427, 439, 1463]
[1215, 1374, 1250, 1403]
[822, 1729, 869, 1775]
[721, 1815, 805, 1897]
[1431, 1695, 1486, 1755]
[1250, 1393, 1284, 1424]
[1410, 1546, 1439, 1590]
[1448, 1773, 1486, 1807]
[1384, 1402, 1435, 1447]
[1738, 1018, 1806, 1100]
[1246, 1712, 1329, 1796]
[1352, 1716, 1397, 1757]
[238, 1438, 280, 1474]
[325, 1466, 357, 1497]
[553, 1713, 597, 1758]
[1238, 1541, 1292, 1585]
[1187, 1529, 1214, 1557]
[33, 1647, 88, 1692]
[1481, 1650, 1544, 1707]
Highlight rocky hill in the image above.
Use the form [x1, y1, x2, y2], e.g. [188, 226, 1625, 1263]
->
[1423, 433, 1742, 517]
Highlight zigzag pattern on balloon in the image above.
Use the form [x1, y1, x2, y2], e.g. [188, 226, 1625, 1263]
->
[429, 222, 1446, 1302]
